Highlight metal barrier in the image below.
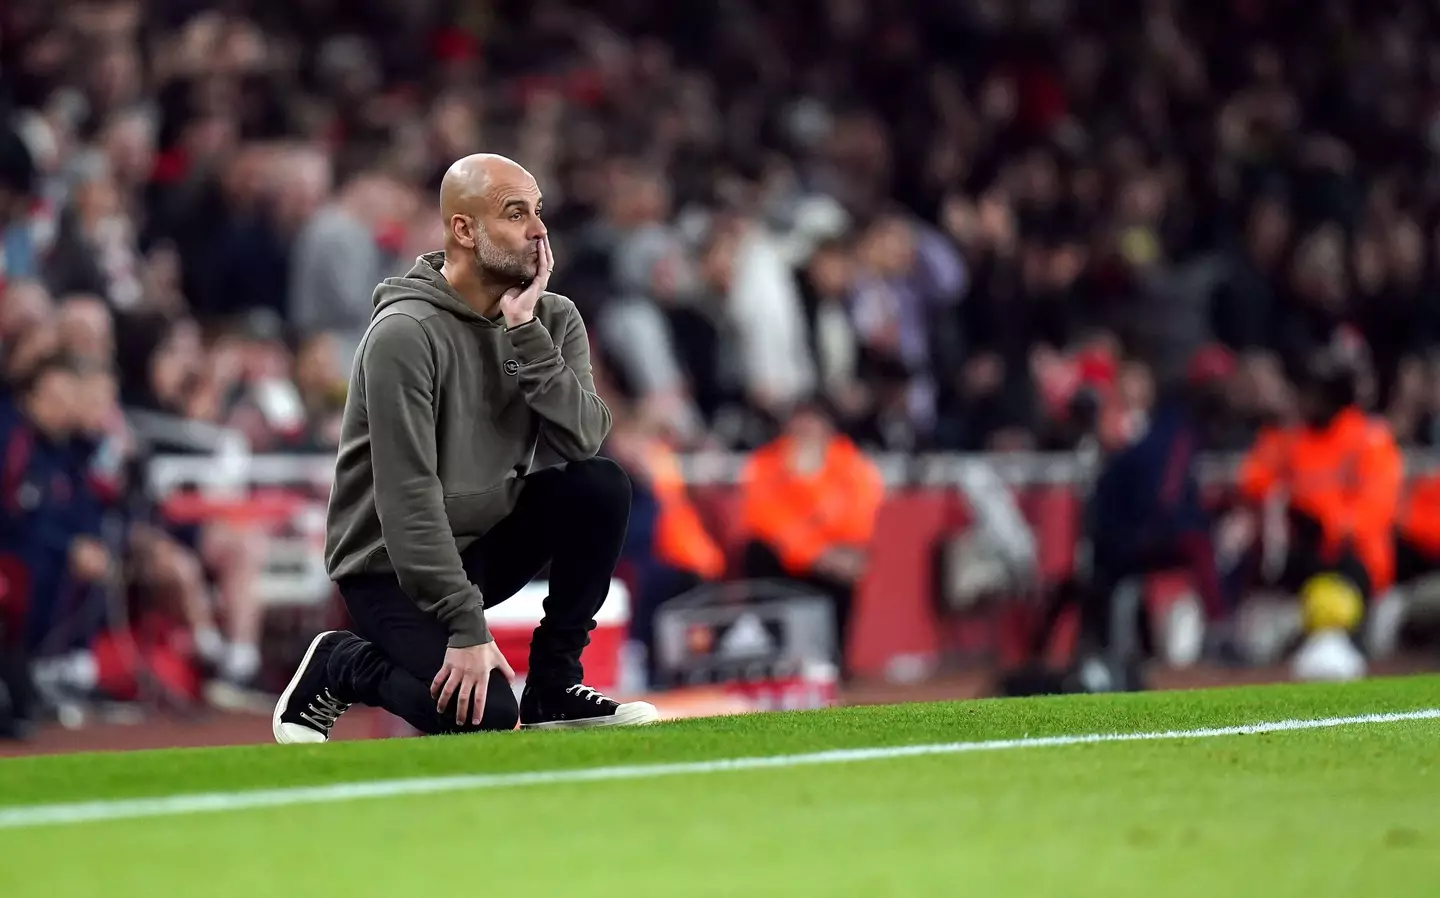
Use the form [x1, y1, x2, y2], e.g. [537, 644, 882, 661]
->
[653, 580, 837, 688]
[146, 448, 1440, 496]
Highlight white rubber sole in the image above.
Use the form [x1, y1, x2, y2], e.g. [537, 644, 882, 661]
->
[272, 631, 337, 744]
[521, 700, 660, 730]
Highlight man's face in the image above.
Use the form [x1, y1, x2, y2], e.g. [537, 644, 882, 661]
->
[786, 408, 833, 447]
[808, 248, 851, 296]
[74, 372, 118, 434]
[27, 369, 78, 437]
[0, 282, 53, 339]
[465, 173, 547, 285]
[58, 297, 114, 363]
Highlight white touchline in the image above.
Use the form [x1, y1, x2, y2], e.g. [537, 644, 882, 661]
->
[1, 709, 1437, 831]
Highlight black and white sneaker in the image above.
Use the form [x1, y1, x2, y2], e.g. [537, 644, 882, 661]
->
[519, 683, 659, 729]
[272, 631, 352, 744]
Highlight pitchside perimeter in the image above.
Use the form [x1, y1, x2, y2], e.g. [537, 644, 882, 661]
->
[2, 677, 1437, 898]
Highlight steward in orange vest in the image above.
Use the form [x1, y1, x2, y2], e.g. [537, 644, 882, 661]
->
[739, 398, 884, 672]
[1236, 354, 1403, 600]
[1394, 473, 1440, 585]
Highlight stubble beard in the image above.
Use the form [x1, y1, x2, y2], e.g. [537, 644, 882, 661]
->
[472, 232, 537, 285]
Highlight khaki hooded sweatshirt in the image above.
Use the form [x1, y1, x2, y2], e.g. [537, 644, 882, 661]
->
[325, 251, 612, 647]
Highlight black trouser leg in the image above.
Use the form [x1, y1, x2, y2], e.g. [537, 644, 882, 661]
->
[1030, 578, 1082, 657]
[328, 458, 629, 732]
[1077, 566, 1119, 654]
[742, 540, 855, 671]
[1394, 533, 1434, 586]
[1082, 544, 1177, 658]
[331, 576, 520, 734]
[631, 564, 703, 686]
[462, 457, 632, 689]
[1276, 544, 1374, 600]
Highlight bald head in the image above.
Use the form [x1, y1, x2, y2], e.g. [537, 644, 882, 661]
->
[440, 154, 547, 287]
[440, 154, 534, 220]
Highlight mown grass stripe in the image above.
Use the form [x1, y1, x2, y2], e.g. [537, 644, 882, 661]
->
[2, 708, 1435, 831]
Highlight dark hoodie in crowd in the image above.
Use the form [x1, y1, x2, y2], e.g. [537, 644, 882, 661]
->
[1086, 378, 1228, 623]
[324, 252, 612, 648]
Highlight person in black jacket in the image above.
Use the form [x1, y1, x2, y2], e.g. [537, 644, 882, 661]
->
[0, 357, 112, 656]
[1081, 376, 1228, 665]
[1011, 351, 1235, 695]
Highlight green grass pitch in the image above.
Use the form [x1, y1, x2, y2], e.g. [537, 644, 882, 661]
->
[1, 676, 1437, 898]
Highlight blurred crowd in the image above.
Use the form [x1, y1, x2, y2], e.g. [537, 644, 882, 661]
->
[7, 0, 1440, 718]
[9, 0, 1440, 458]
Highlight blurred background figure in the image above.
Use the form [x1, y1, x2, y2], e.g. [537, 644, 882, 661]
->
[0, 358, 110, 698]
[1009, 348, 1238, 696]
[609, 410, 726, 689]
[1233, 351, 1403, 681]
[738, 398, 884, 677]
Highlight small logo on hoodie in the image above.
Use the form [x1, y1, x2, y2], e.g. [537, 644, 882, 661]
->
[504, 359, 519, 376]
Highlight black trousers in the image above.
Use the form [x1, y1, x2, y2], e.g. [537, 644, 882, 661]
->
[742, 541, 854, 672]
[1394, 532, 1435, 586]
[329, 458, 631, 734]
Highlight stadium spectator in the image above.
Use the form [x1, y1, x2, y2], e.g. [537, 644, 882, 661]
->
[55, 294, 113, 366]
[849, 211, 966, 440]
[610, 412, 727, 687]
[0, 126, 39, 283]
[0, 357, 109, 656]
[0, 280, 52, 346]
[592, 166, 706, 443]
[3, 317, 61, 394]
[11, 0, 1440, 455]
[288, 168, 407, 363]
[1083, 362, 1232, 658]
[287, 332, 347, 450]
[1395, 473, 1440, 589]
[727, 194, 818, 419]
[1234, 351, 1405, 679]
[45, 163, 144, 309]
[739, 397, 884, 675]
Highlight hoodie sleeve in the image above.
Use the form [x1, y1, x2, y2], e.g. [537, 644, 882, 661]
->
[505, 300, 612, 461]
[362, 314, 490, 647]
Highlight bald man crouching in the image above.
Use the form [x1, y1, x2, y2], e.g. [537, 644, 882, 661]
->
[273, 155, 656, 742]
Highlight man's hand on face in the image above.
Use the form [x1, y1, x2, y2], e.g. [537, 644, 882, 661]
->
[500, 236, 553, 328]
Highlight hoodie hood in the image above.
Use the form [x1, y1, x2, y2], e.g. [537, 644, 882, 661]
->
[373, 251, 497, 326]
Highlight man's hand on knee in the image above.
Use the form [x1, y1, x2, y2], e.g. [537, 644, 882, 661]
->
[431, 642, 516, 726]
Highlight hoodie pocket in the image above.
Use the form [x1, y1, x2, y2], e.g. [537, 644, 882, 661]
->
[442, 482, 520, 539]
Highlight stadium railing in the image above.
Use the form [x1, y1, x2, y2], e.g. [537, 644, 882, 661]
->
[148, 448, 1440, 494]
[141, 448, 1440, 677]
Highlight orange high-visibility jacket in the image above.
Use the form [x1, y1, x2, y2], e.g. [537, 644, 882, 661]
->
[644, 441, 727, 581]
[1237, 410, 1403, 592]
[739, 435, 885, 575]
[1398, 474, 1440, 558]
[1237, 425, 1292, 506]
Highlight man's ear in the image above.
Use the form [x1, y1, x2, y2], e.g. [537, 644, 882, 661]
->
[450, 214, 475, 248]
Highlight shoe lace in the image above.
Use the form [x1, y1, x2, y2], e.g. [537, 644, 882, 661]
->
[300, 688, 350, 730]
[565, 684, 609, 704]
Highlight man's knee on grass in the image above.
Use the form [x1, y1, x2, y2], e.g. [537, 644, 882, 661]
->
[431, 673, 520, 734]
